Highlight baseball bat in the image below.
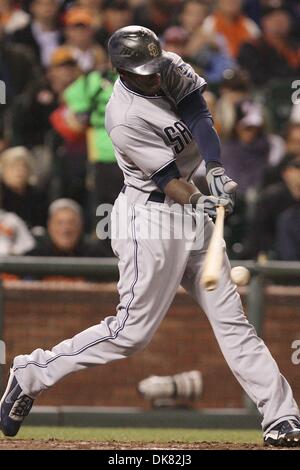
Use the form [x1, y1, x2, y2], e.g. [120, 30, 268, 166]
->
[200, 205, 225, 291]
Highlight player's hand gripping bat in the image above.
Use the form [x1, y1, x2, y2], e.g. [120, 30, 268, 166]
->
[200, 205, 225, 291]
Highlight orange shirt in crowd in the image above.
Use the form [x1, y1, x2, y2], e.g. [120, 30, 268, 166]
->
[202, 12, 260, 58]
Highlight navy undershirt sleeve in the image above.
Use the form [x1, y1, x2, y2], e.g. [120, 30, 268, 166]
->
[151, 160, 180, 191]
[177, 89, 222, 167]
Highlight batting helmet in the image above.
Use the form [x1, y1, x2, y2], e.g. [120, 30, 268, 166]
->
[108, 25, 166, 75]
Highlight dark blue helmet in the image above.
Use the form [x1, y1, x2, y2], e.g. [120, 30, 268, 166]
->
[108, 25, 166, 75]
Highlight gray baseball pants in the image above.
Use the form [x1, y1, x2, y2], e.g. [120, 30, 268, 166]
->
[13, 188, 299, 429]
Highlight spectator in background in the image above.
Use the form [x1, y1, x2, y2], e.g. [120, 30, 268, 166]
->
[0, 18, 40, 152]
[214, 69, 251, 139]
[286, 123, 300, 157]
[76, 0, 104, 28]
[179, 0, 209, 36]
[46, 45, 83, 101]
[133, 0, 176, 37]
[247, 154, 300, 259]
[0, 0, 30, 34]
[276, 204, 300, 260]
[162, 26, 188, 58]
[220, 99, 284, 258]
[95, 0, 133, 49]
[238, 3, 300, 87]
[64, 6, 107, 72]
[202, 0, 260, 58]
[10, 0, 62, 67]
[8, 46, 82, 192]
[10, 46, 82, 148]
[0, 146, 48, 228]
[50, 65, 123, 223]
[167, 0, 234, 84]
[263, 123, 300, 187]
[243, 0, 300, 34]
[0, 209, 36, 255]
[222, 100, 284, 195]
[26, 198, 110, 256]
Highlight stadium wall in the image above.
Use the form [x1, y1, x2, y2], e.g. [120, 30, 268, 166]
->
[2, 281, 300, 409]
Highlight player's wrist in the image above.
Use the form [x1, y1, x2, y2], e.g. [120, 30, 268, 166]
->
[189, 191, 202, 208]
[206, 161, 223, 174]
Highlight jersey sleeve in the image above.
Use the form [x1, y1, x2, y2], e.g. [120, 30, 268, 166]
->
[109, 124, 176, 178]
[160, 52, 207, 105]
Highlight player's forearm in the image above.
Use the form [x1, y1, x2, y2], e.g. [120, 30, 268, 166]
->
[164, 178, 199, 206]
[177, 89, 222, 167]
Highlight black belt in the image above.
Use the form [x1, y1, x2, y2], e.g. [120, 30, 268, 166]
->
[121, 185, 165, 203]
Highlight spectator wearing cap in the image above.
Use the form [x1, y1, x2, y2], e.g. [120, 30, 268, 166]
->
[8, 45, 83, 199]
[64, 6, 108, 72]
[219, 98, 284, 258]
[202, 0, 260, 58]
[25, 198, 111, 257]
[221, 99, 285, 195]
[9, 45, 81, 160]
[50, 60, 123, 219]
[0, 0, 30, 34]
[246, 154, 300, 259]
[47, 46, 82, 99]
[0, 146, 48, 228]
[95, 0, 133, 49]
[10, 0, 62, 67]
[238, 3, 300, 86]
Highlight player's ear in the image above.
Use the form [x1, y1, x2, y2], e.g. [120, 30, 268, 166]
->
[118, 69, 129, 79]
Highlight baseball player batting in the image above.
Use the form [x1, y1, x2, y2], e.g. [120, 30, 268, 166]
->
[1, 26, 300, 447]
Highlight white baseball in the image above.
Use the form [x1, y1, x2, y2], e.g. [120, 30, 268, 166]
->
[230, 266, 250, 286]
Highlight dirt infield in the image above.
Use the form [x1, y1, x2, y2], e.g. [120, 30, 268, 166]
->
[0, 440, 299, 450]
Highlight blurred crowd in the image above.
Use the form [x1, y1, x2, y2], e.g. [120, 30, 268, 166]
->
[1, 0, 300, 265]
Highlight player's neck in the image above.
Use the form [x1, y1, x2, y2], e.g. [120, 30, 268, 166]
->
[120, 78, 161, 97]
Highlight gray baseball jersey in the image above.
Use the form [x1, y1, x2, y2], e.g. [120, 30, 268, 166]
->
[105, 52, 206, 192]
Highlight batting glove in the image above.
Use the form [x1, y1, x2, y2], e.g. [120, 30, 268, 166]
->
[190, 193, 231, 218]
[206, 166, 238, 214]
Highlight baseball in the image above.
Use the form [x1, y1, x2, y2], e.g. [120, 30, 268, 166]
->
[230, 266, 250, 286]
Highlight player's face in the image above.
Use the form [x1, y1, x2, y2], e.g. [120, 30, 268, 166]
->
[121, 71, 162, 96]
